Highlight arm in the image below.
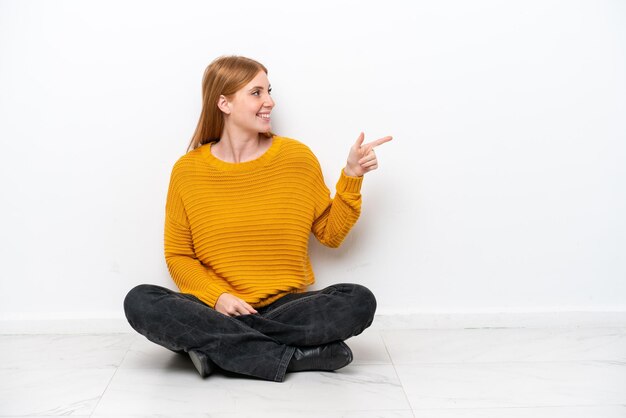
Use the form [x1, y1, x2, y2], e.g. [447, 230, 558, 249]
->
[165, 213, 257, 315]
[312, 132, 393, 247]
[311, 169, 363, 248]
[164, 216, 230, 308]
[164, 169, 230, 308]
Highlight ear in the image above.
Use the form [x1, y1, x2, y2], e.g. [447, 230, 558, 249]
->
[217, 95, 231, 115]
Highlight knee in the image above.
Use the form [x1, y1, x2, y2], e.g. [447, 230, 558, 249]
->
[123, 284, 165, 326]
[338, 283, 377, 327]
[354, 284, 377, 324]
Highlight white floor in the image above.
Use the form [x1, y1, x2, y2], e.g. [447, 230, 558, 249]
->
[1, 325, 625, 417]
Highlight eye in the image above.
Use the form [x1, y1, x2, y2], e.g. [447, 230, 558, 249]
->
[252, 90, 260, 96]
[268, 88, 272, 95]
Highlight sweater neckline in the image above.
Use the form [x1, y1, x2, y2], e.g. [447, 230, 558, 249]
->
[200, 136, 282, 172]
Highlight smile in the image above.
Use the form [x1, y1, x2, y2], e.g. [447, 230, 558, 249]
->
[257, 113, 271, 120]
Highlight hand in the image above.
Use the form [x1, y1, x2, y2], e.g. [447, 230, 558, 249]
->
[344, 132, 393, 177]
[215, 293, 258, 316]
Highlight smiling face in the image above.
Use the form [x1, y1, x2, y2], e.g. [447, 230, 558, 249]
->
[220, 70, 275, 136]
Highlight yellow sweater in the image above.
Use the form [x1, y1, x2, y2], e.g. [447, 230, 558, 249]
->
[164, 136, 363, 308]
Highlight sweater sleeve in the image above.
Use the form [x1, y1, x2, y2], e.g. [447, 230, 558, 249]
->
[164, 166, 230, 308]
[311, 168, 364, 248]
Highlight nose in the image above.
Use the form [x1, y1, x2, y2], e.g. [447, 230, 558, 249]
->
[264, 93, 275, 109]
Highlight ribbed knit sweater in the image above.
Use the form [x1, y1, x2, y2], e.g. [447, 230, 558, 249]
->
[164, 136, 363, 308]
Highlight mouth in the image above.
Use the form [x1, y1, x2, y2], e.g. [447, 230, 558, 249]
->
[256, 113, 271, 121]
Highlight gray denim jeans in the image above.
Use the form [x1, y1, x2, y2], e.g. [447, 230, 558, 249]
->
[123, 283, 376, 382]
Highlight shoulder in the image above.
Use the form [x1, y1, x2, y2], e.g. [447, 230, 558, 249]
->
[167, 145, 208, 190]
[274, 136, 320, 165]
[171, 145, 206, 173]
[272, 136, 325, 185]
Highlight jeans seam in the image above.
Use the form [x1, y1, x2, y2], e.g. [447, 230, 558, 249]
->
[263, 295, 318, 320]
[274, 345, 296, 382]
[222, 312, 283, 342]
[263, 286, 339, 320]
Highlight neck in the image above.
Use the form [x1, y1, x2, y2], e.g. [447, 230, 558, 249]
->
[214, 128, 267, 163]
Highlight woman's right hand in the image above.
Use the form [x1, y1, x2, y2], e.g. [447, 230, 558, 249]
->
[215, 293, 258, 316]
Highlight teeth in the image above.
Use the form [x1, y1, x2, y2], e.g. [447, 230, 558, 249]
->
[257, 114, 270, 119]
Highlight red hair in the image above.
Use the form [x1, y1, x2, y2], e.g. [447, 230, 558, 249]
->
[187, 56, 273, 152]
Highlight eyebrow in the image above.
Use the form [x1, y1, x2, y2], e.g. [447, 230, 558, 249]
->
[249, 85, 272, 91]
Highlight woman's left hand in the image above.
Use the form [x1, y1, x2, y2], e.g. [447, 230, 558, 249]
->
[344, 132, 393, 177]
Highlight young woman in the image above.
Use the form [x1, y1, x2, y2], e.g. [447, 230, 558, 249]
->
[124, 55, 392, 382]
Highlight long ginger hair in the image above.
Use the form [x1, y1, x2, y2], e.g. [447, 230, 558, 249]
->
[187, 56, 273, 152]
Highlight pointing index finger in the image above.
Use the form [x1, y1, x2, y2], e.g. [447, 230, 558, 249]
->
[365, 135, 393, 149]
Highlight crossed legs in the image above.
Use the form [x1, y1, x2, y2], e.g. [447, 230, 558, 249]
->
[123, 283, 376, 382]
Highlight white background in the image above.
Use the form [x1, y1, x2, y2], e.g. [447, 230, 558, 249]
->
[1, 0, 625, 321]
